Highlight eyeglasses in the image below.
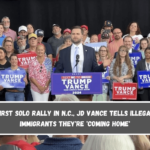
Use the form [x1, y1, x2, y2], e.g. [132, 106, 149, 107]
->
[113, 32, 121, 35]
[39, 66, 42, 72]
[2, 21, 10, 23]
[120, 49, 127, 53]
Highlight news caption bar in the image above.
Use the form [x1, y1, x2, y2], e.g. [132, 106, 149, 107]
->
[0, 103, 150, 134]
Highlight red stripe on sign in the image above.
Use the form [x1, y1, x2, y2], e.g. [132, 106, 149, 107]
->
[61, 76, 71, 79]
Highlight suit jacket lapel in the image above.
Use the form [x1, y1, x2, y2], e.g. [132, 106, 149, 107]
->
[68, 46, 72, 72]
[83, 45, 87, 72]
[142, 59, 146, 70]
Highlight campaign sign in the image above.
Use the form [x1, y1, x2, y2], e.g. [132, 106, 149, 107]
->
[137, 71, 150, 88]
[102, 67, 109, 83]
[51, 73, 102, 95]
[17, 53, 37, 69]
[0, 70, 26, 88]
[129, 53, 141, 68]
[85, 42, 107, 52]
[132, 40, 140, 50]
[112, 83, 137, 100]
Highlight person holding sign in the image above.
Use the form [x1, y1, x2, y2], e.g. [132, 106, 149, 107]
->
[139, 38, 149, 59]
[123, 22, 143, 49]
[5, 54, 28, 101]
[109, 45, 135, 100]
[28, 44, 52, 101]
[93, 46, 111, 101]
[135, 47, 150, 100]
[0, 47, 10, 100]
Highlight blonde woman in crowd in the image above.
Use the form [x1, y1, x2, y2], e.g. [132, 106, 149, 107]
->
[28, 44, 52, 101]
[81, 135, 135, 150]
[93, 46, 111, 101]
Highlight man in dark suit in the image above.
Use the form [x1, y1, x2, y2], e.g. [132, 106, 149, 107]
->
[55, 26, 112, 73]
[134, 47, 150, 100]
[114, 35, 140, 58]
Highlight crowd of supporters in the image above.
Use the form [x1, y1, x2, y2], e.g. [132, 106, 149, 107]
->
[0, 16, 150, 101]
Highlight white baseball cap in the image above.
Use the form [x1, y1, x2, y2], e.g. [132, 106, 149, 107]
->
[18, 25, 27, 32]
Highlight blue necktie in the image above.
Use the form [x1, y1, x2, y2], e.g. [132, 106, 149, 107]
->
[147, 63, 150, 71]
[73, 47, 79, 73]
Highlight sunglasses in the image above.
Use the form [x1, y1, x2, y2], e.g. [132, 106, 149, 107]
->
[39, 66, 43, 72]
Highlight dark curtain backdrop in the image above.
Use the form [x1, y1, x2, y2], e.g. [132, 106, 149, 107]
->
[0, 0, 150, 41]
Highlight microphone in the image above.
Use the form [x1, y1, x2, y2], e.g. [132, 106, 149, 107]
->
[75, 54, 80, 67]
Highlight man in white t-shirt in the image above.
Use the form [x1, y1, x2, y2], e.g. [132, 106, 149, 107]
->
[80, 25, 90, 44]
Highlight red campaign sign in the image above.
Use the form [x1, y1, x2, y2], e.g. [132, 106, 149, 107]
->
[17, 53, 37, 69]
[112, 82, 137, 100]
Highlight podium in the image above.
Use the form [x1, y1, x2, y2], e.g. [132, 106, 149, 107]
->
[51, 73, 102, 101]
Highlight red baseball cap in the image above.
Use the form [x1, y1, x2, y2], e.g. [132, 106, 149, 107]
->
[63, 28, 71, 34]
[81, 25, 88, 30]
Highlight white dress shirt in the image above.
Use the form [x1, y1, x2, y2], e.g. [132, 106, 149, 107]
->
[84, 37, 90, 44]
[71, 43, 84, 72]
[128, 48, 132, 53]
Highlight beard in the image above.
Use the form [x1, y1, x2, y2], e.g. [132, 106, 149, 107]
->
[4, 26, 9, 29]
[19, 45, 26, 51]
[114, 36, 121, 40]
[54, 31, 61, 35]
[71, 38, 82, 45]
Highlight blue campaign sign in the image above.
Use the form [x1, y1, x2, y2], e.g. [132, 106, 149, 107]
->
[132, 40, 140, 50]
[85, 42, 107, 52]
[102, 67, 109, 83]
[129, 53, 141, 68]
[0, 70, 26, 88]
[51, 73, 102, 95]
[137, 71, 150, 88]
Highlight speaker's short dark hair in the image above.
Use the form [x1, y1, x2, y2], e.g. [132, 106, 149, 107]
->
[71, 26, 83, 34]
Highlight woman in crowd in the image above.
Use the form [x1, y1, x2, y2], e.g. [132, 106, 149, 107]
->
[2, 36, 14, 46]
[28, 44, 52, 101]
[123, 22, 143, 45]
[130, 135, 150, 150]
[134, 47, 150, 100]
[81, 135, 135, 150]
[27, 24, 34, 35]
[56, 35, 72, 56]
[109, 45, 134, 100]
[139, 38, 149, 59]
[0, 47, 11, 101]
[93, 46, 110, 101]
[5, 54, 28, 101]
[3, 39, 16, 60]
